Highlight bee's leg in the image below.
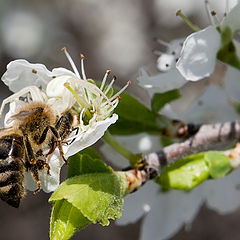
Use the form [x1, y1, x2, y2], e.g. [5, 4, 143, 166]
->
[35, 150, 51, 175]
[55, 112, 73, 139]
[39, 126, 49, 144]
[55, 115, 64, 129]
[37, 126, 53, 174]
[68, 127, 79, 144]
[23, 134, 41, 194]
[24, 134, 37, 165]
[31, 165, 41, 195]
[49, 126, 67, 163]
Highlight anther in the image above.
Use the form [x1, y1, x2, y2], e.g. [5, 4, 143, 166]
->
[80, 54, 85, 60]
[211, 11, 216, 16]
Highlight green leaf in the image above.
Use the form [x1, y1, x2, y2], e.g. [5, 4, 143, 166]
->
[217, 26, 240, 70]
[156, 153, 209, 190]
[50, 172, 127, 226]
[68, 148, 112, 178]
[50, 200, 90, 240]
[50, 149, 128, 240]
[204, 151, 231, 178]
[156, 151, 231, 190]
[109, 92, 169, 135]
[151, 89, 181, 113]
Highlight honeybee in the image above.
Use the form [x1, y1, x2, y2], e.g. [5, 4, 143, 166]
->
[0, 88, 75, 208]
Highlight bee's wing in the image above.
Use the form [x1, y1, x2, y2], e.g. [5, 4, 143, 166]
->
[10, 108, 40, 120]
[0, 127, 12, 132]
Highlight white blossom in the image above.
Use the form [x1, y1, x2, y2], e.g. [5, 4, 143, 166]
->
[176, 26, 221, 81]
[137, 38, 187, 96]
[176, 2, 240, 81]
[1, 49, 128, 192]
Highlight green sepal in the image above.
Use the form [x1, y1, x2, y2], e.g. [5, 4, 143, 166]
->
[151, 89, 181, 114]
[217, 26, 240, 70]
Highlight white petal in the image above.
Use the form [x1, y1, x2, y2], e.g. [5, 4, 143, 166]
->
[221, 3, 240, 33]
[51, 67, 76, 78]
[161, 78, 210, 120]
[140, 188, 203, 240]
[65, 114, 118, 157]
[223, 65, 240, 102]
[1, 59, 53, 92]
[25, 150, 65, 193]
[117, 181, 159, 225]
[137, 68, 187, 96]
[176, 26, 221, 81]
[166, 38, 185, 56]
[46, 75, 80, 98]
[182, 85, 239, 123]
[4, 100, 27, 128]
[203, 168, 240, 214]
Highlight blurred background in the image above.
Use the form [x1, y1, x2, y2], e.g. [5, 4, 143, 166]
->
[0, 0, 240, 239]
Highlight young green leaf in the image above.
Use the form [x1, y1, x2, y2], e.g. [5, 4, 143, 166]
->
[157, 153, 209, 190]
[67, 148, 112, 178]
[151, 89, 181, 114]
[50, 200, 90, 240]
[50, 149, 128, 240]
[204, 151, 231, 178]
[49, 172, 127, 226]
[156, 151, 231, 190]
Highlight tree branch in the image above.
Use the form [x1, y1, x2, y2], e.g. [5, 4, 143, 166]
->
[123, 121, 240, 193]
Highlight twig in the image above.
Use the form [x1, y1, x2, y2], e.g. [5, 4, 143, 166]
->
[124, 121, 240, 192]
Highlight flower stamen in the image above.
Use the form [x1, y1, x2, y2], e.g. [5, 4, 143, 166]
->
[152, 49, 165, 56]
[80, 54, 87, 81]
[104, 76, 116, 95]
[154, 38, 170, 48]
[204, 0, 220, 26]
[176, 10, 200, 32]
[109, 80, 131, 102]
[100, 70, 111, 91]
[62, 47, 81, 79]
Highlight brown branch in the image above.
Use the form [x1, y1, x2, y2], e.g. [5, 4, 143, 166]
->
[142, 121, 240, 179]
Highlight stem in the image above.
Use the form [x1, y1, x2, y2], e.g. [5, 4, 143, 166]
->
[142, 121, 240, 178]
[122, 121, 240, 193]
[176, 10, 200, 32]
[103, 130, 141, 167]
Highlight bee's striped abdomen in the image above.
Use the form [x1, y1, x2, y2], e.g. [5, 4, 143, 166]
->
[0, 135, 25, 208]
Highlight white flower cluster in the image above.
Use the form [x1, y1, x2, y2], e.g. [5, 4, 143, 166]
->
[1, 48, 128, 192]
[111, 2, 240, 240]
[138, 2, 240, 94]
